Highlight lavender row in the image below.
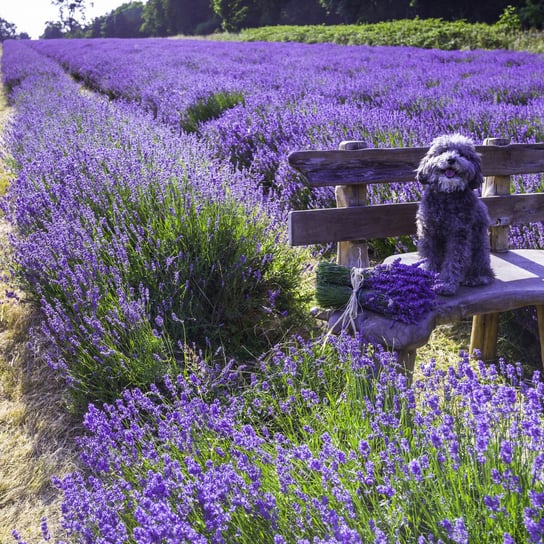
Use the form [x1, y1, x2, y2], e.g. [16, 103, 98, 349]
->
[28, 38, 544, 249]
[4, 39, 544, 542]
[1, 40, 309, 407]
[29, 39, 544, 179]
[50, 336, 544, 542]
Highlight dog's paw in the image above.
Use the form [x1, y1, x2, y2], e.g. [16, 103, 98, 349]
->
[433, 281, 458, 296]
[462, 275, 494, 287]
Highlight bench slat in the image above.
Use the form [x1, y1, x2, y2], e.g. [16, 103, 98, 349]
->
[288, 142, 544, 187]
[289, 193, 544, 246]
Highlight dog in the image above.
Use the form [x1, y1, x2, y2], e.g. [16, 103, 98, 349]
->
[415, 134, 494, 296]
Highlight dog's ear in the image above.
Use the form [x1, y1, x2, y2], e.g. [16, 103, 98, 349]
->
[415, 155, 431, 184]
[468, 154, 484, 190]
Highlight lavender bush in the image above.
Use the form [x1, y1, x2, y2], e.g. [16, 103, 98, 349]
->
[1, 40, 311, 407]
[40, 334, 544, 543]
[26, 38, 544, 250]
[3, 37, 544, 542]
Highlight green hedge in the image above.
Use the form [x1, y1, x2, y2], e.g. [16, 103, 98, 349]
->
[226, 19, 544, 52]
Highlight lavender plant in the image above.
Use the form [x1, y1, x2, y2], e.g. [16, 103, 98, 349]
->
[1, 41, 311, 407]
[46, 334, 544, 543]
[27, 39, 544, 220]
[4, 36, 544, 543]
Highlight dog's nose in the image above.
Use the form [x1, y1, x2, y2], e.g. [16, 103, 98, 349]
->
[447, 157, 456, 165]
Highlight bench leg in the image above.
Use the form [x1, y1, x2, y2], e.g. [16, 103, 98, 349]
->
[470, 313, 499, 361]
[536, 305, 544, 369]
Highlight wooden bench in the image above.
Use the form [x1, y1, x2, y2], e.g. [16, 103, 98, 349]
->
[288, 137, 544, 374]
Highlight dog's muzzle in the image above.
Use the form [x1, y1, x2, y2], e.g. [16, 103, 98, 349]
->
[435, 166, 466, 192]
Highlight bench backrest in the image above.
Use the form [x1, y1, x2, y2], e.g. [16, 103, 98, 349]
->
[288, 138, 544, 268]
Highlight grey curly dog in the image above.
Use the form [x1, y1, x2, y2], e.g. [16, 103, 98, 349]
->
[415, 134, 495, 296]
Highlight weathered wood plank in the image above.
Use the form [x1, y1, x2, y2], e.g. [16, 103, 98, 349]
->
[288, 147, 426, 186]
[470, 313, 499, 361]
[288, 142, 544, 187]
[387, 250, 544, 320]
[289, 193, 544, 246]
[536, 305, 544, 367]
[289, 202, 418, 245]
[335, 140, 370, 268]
[483, 138, 511, 253]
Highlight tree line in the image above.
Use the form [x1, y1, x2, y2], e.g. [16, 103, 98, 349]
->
[1, 0, 543, 41]
[0, 19, 29, 41]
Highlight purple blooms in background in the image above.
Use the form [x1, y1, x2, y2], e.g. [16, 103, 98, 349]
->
[22, 38, 544, 216]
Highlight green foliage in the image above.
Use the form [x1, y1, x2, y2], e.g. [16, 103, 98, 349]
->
[52, 0, 86, 34]
[142, 0, 218, 37]
[86, 2, 148, 39]
[319, 0, 412, 24]
[180, 91, 245, 133]
[63, 180, 311, 407]
[211, 0, 328, 32]
[42, 22, 65, 39]
[211, 0, 260, 32]
[497, 5, 522, 32]
[520, 0, 544, 29]
[235, 18, 544, 51]
[122, 185, 312, 360]
[0, 18, 19, 41]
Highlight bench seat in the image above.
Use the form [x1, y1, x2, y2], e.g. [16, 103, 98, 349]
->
[324, 249, 544, 356]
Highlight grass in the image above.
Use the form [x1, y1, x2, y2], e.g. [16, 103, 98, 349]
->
[0, 214, 80, 543]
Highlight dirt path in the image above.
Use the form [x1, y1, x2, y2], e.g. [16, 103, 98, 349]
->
[0, 44, 79, 543]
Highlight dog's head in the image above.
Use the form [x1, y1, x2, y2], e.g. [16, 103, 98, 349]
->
[416, 134, 483, 192]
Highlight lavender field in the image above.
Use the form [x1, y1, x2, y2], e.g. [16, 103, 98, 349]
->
[3, 38, 544, 543]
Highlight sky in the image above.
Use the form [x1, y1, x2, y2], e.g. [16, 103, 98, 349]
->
[1, 0, 131, 39]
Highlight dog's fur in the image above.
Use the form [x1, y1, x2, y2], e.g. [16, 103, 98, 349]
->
[415, 134, 494, 296]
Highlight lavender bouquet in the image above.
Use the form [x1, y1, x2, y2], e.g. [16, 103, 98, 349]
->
[315, 259, 439, 324]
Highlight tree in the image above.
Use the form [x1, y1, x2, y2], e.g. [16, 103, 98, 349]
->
[211, 0, 262, 32]
[141, 0, 168, 35]
[409, 0, 527, 24]
[88, 2, 148, 38]
[42, 21, 65, 39]
[212, 0, 318, 31]
[52, 0, 86, 33]
[520, 0, 544, 29]
[318, 0, 412, 23]
[278, 0, 332, 25]
[141, 0, 217, 36]
[0, 18, 18, 41]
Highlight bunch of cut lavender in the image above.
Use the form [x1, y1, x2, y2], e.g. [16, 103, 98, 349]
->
[316, 259, 438, 324]
[358, 259, 439, 324]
